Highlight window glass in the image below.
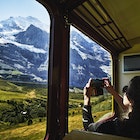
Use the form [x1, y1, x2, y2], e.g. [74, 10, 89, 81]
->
[0, 0, 50, 139]
[69, 26, 112, 131]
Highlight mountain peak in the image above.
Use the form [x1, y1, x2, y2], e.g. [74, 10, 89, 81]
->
[14, 24, 49, 49]
[0, 16, 49, 33]
[0, 16, 111, 87]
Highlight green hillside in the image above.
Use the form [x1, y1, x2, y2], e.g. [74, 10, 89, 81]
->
[0, 79, 112, 140]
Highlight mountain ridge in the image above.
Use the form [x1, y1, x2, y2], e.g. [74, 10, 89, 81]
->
[0, 16, 111, 88]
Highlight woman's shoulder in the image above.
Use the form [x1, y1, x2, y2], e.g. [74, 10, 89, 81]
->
[95, 118, 128, 135]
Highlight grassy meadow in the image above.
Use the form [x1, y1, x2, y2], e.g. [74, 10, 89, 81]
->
[0, 79, 112, 140]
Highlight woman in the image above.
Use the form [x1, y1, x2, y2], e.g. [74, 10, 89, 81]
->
[82, 76, 140, 139]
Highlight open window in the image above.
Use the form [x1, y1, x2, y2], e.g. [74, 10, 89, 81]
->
[68, 26, 113, 131]
[0, 0, 50, 139]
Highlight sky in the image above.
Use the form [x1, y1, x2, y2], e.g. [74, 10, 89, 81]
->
[0, 0, 50, 25]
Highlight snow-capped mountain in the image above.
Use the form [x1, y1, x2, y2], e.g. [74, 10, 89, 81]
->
[0, 16, 49, 34]
[0, 16, 111, 87]
[0, 16, 49, 83]
[69, 28, 111, 87]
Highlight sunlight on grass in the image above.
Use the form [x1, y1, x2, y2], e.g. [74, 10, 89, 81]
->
[0, 80, 112, 140]
[68, 114, 83, 132]
[0, 122, 46, 140]
[0, 90, 27, 101]
[26, 90, 36, 98]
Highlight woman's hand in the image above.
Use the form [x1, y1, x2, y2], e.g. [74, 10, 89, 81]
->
[83, 78, 94, 105]
[104, 79, 115, 95]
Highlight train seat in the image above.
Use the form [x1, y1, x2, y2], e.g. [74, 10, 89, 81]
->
[63, 130, 135, 140]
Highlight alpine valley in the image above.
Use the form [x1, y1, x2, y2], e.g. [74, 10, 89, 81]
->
[0, 16, 111, 88]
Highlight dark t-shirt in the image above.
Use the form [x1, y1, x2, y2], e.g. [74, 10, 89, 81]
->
[83, 105, 140, 139]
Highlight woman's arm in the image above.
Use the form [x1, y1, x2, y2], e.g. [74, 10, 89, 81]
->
[82, 78, 115, 131]
[83, 78, 94, 106]
[104, 80, 128, 111]
[83, 78, 94, 130]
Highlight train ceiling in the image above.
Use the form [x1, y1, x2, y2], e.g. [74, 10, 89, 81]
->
[41, 0, 140, 55]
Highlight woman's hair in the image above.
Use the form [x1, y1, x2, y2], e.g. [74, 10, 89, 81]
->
[126, 76, 140, 107]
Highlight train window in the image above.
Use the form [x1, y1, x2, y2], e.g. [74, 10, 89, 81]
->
[69, 26, 113, 132]
[0, 0, 50, 139]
